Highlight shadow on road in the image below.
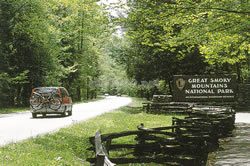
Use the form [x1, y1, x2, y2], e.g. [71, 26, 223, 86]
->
[214, 123, 250, 166]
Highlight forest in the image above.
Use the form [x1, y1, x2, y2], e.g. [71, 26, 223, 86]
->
[0, 0, 249, 107]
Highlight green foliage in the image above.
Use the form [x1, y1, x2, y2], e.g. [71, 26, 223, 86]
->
[0, 0, 111, 106]
[99, 36, 139, 96]
[46, 0, 110, 101]
[0, 0, 62, 106]
[122, 0, 249, 85]
[1, 0, 249, 106]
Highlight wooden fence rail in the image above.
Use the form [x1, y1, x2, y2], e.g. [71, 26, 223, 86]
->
[88, 105, 236, 166]
[94, 131, 116, 166]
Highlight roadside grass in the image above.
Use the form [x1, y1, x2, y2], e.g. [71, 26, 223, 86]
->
[0, 107, 28, 115]
[0, 98, 183, 166]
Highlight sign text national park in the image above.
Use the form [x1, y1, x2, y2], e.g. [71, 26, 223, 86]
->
[173, 75, 237, 102]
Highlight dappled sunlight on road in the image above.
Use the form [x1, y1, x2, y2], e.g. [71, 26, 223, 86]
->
[214, 112, 250, 166]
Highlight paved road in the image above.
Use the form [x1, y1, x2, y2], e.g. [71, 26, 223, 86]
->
[0, 96, 132, 146]
[213, 112, 250, 166]
[235, 113, 250, 123]
[214, 123, 250, 166]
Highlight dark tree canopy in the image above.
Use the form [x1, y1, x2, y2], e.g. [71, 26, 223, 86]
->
[0, 0, 110, 106]
[0, 0, 249, 106]
[120, 0, 249, 84]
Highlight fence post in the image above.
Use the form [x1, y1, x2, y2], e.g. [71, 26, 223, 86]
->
[95, 131, 105, 166]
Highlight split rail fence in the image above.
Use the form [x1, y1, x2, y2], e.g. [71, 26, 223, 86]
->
[88, 104, 235, 166]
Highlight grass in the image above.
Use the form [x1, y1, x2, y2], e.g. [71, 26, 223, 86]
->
[0, 107, 28, 115]
[0, 98, 182, 166]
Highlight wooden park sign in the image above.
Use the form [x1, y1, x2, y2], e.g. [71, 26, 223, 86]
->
[173, 75, 237, 102]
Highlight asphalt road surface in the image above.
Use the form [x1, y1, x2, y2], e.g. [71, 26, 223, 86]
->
[0, 96, 132, 146]
[214, 113, 250, 166]
[235, 112, 250, 123]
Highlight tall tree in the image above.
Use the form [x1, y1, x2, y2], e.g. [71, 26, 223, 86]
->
[46, 0, 110, 101]
[0, 0, 62, 106]
[122, 0, 249, 84]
